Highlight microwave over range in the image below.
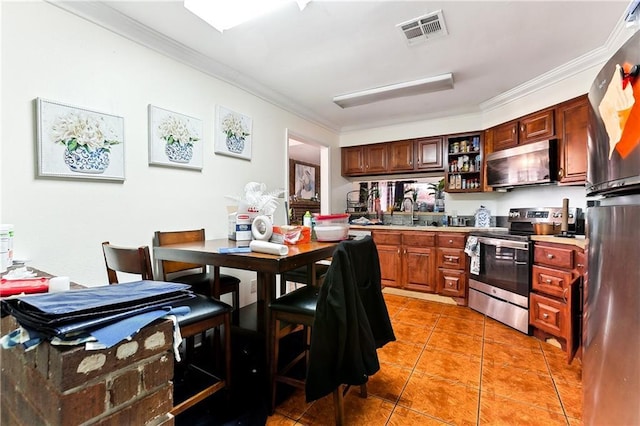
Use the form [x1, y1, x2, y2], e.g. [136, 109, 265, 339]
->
[486, 140, 558, 189]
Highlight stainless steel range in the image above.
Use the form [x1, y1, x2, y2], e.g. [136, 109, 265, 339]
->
[468, 207, 582, 333]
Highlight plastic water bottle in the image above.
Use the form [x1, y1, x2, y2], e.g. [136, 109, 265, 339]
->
[303, 211, 312, 228]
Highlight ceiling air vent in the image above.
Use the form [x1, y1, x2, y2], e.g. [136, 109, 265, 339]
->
[397, 10, 448, 46]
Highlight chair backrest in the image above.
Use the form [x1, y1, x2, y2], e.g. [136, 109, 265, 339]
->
[153, 229, 206, 280]
[102, 241, 154, 284]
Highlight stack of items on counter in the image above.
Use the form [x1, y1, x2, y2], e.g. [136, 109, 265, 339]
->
[0, 281, 194, 354]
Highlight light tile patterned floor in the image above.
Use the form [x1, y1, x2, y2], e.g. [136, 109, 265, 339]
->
[267, 292, 583, 425]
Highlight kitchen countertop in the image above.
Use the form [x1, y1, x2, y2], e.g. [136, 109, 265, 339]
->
[350, 224, 508, 233]
[351, 225, 588, 249]
[531, 234, 587, 249]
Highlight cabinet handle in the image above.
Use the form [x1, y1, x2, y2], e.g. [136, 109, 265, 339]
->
[545, 278, 552, 284]
[547, 254, 554, 259]
[577, 263, 584, 268]
[558, 168, 564, 178]
[448, 239, 453, 244]
[520, 125, 524, 133]
[543, 313, 549, 319]
[448, 282, 454, 287]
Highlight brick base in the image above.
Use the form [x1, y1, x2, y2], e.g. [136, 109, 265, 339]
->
[1, 316, 175, 425]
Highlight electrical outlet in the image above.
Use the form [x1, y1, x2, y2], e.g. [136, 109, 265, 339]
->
[250, 279, 257, 294]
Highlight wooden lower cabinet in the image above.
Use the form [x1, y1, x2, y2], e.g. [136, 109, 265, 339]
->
[373, 230, 468, 305]
[530, 241, 585, 364]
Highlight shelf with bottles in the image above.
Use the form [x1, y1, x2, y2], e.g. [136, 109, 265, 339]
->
[445, 133, 483, 193]
[446, 173, 482, 192]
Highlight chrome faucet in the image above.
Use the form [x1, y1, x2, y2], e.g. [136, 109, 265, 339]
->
[403, 197, 418, 224]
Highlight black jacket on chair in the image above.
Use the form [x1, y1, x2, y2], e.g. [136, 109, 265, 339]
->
[305, 236, 395, 402]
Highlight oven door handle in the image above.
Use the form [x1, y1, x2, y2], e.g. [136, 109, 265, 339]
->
[475, 236, 530, 251]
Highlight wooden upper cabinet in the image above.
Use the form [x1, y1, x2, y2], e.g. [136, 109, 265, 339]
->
[492, 120, 519, 151]
[342, 146, 365, 175]
[341, 143, 388, 176]
[489, 107, 556, 152]
[519, 108, 555, 143]
[365, 143, 388, 174]
[342, 137, 444, 176]
[415, 137, 444, 171]
[388, 139, 415, 172]
[556, 95, 588, 185]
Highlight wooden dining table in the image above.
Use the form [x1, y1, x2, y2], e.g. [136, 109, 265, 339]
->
[153, 238, 337, 360]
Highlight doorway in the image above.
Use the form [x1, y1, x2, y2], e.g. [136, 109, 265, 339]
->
[286, 130, 328, 224]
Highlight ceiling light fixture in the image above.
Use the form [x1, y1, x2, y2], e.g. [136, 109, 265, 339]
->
[184, 0, 311, 33]
[332, 73, 454, 108]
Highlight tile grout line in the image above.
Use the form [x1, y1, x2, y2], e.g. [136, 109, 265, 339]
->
[540, 346, 572, 425]
[476, 314, 486, 426]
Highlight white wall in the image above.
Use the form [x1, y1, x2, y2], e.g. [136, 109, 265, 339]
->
[0, 2, 339, 302]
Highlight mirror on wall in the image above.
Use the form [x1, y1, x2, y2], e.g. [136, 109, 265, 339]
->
[349, 177, 445, 214]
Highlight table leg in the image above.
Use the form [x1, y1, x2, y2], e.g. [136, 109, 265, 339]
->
[256, 271, 276, 363]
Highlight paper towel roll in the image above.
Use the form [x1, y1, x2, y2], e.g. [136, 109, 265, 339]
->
[561, 198, 569, 232]
[252, 215, 273, 241]
[249, 240, 289, 256]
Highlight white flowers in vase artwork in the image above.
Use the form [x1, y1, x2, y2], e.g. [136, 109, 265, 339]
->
[158, 114, 200, 163]
[149, 106, 203, 167]
[50, 111, 121, 174]
[221, 113, 250, 155]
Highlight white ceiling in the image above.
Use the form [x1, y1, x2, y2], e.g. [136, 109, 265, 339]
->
[56, 1, 632, 132]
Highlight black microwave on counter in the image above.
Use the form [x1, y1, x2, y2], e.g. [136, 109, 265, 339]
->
[486, 140, 557, 189]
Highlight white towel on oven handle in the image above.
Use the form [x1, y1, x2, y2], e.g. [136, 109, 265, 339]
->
[464, 236, 480, 275]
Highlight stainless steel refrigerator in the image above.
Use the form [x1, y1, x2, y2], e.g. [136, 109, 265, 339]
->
[584, 27, 640, 426]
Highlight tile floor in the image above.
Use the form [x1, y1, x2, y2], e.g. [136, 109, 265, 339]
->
[266, 292, 583, 425]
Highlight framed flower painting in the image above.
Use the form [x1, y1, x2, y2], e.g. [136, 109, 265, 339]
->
[215, 105, 252, 161]
[148, 105, 203, 170]
[36, 98, 125, 181]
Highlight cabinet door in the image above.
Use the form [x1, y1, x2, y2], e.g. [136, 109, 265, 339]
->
[364, 144, 388, 174]
[388, 140, 415, 172]
[341, 146, 364, 176]
[415, 137, 443, 171]
[405, 247, 436, 292]
[377, 244, 402, 288]
[519, 108, 555, 143]
[491, 121, 519, 151]
[557, 95, 588, 185]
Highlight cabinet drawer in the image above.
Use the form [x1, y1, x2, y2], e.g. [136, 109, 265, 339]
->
[403, 232, 435, 247]
[373, 231, 402, 246]
[436, 233, 466, 249]
[532, 265, 574, 299]
[530, 292, 568, 338]
[437, 248, 467, 270]
[437, 269, 466, 298]
[534, 245, 574, 269]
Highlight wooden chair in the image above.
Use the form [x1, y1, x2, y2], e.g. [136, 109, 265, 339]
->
[280, 262, 330, 295]
[153, 229, 241, 324]
[269, 259, 367, 424]
[101, 241, 232, 416]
